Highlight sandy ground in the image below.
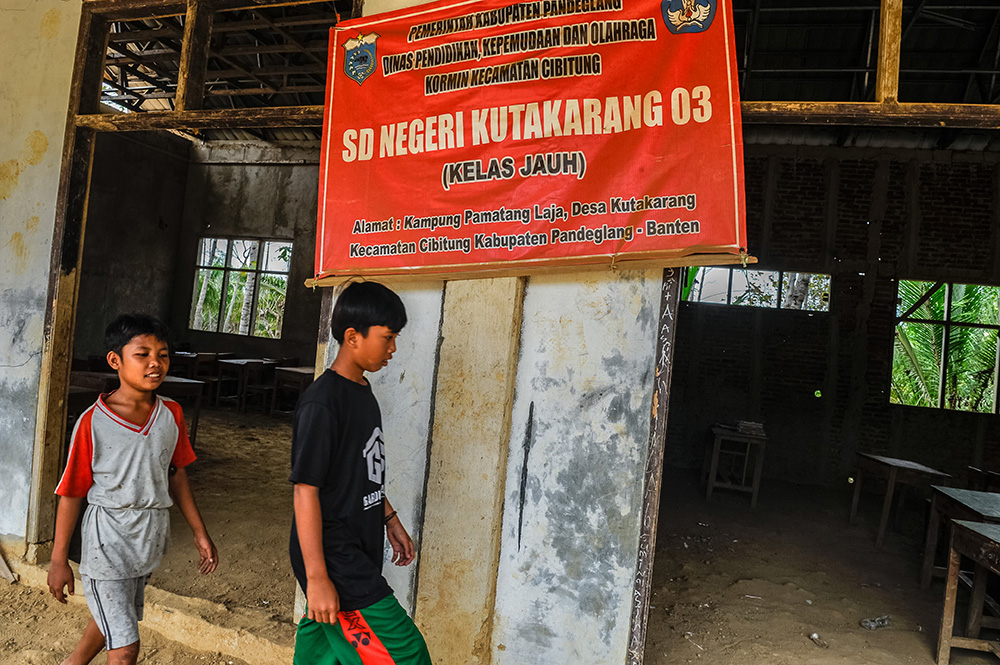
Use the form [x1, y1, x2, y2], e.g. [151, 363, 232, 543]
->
[0, 583, 250, 665]
[645, 471, 995, 665]
[151, 408, 298, 647]
[5, 407, 1000, 663]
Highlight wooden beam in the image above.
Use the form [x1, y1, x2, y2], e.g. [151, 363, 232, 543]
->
[741, 100, 1000, 129]
[84, 0, 331, 20]
[876, 0, 903, 103]
[207, 84, 325, 95]
[176, 0, 214, 111]
[76, 105, 323, 130]
[626, 269, 681, 665]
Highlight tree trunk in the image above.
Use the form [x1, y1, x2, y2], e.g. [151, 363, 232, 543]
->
[782, 273, 812, 309]
[222, 273, 240, 333]
[238, 272, 255, 335]
[192, 270, 211, 330]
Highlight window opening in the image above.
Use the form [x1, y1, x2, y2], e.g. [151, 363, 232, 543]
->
[892, 281, 1000, 413]
[684, 267, 830, 312]
[189, 237, 292, 339]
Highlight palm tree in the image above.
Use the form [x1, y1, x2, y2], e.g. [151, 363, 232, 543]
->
[891, 281, 999, 413]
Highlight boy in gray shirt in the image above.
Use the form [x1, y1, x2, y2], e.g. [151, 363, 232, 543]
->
[48, 314, 218, 665]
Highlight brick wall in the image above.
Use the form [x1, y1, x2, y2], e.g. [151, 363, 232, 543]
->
[665, 147, 1000, 485]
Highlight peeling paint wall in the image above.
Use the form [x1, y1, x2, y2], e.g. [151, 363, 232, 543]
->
[0, 0, 82, 541]
[491, 270, 661, 665]
[414, 278, 523, 665]
[370, 280, 445, 613]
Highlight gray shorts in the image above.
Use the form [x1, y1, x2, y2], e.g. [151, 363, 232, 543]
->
[81, 574, 149, 650]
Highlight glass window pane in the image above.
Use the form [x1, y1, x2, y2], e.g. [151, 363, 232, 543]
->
[897, 280, 944, 320]
[943, 326, 997, 413]
[221, 271, 256, 335]
[262, 241, 293, 273]
[693, 267, 730, 304]
[949, 283, 1000, 325]
[891, 321, 943, 408]
[229, 240, 260, 270]
[188, 268, 223, 332]
[780, 272, 830, 311]
[732, 270, 779, 308]
[253, 273, 288, 339]
[197, 238, 227, 268]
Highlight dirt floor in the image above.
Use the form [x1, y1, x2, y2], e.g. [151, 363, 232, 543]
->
[645, 470, 995, 664]
[5, 407, 1000, 663]
[0, 583, 250, 665]
[151, 407, 298, 646]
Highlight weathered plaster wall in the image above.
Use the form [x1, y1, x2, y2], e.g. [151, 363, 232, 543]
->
[492, 270, 661, 665]
[0, 0, 82, 541]
[74, 132, 190, 358]
[414, 278, 524, 664]
[371, 280, 445, 613]
[173, 142, 322, 361]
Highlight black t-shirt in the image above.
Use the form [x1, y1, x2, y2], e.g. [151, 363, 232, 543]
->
[288, 369, 392, 610]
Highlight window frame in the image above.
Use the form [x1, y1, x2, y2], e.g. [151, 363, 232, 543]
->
[685, 267, 831, 312]
[190, 235, 293, 339]
[893, 281, 1000, 413]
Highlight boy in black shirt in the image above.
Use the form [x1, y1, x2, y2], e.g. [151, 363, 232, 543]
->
[290, 281, 431, 664]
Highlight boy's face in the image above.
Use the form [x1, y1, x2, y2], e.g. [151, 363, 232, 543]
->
[107, 334, 170, 393]
[348, 325, 398, 373]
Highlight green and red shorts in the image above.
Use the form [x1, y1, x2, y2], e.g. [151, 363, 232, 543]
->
[294, 595, 431, 665]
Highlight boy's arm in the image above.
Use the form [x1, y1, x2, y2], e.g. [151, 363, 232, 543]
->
[384, 498, 415, 566]
[47, 495, 82, 603]
[294, 483, 340, 623]
[168, 466, 218, 575]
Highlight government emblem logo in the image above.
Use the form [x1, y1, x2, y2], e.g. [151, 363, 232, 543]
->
[343, 33, 379, 85]
[661, 0, 716, 34]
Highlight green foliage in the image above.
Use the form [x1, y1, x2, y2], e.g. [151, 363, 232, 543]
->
[892, 281, 999, 413]
[189, 238, 289, 339]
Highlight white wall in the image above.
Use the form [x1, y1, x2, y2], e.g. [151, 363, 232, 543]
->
[492, 270, 660, 664]
[0, 0, 82, 541]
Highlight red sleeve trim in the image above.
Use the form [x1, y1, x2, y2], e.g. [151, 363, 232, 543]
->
[56, 408, 95, 497]
[163, 398, 197, 467]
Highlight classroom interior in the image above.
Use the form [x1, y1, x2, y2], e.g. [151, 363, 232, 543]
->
[15, 1, 1000, 664]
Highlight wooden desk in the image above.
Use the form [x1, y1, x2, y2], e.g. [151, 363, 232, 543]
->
[921, 487, 1000, 589]
[217, 359, 277, 412]
[271, 366, 316, 413]
[704, 425, 767, 508]
[68, 371, 204, 447]
[170, 351, 199, 378]
[937, 520, 1000, 664]
[849, 453, 951, 549]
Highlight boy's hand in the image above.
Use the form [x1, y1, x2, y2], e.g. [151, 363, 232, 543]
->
[307, 577, 340, 623]
[386, 517, 415, 566]
[194, 533, 218, 575]
[47, 560, 75, 603]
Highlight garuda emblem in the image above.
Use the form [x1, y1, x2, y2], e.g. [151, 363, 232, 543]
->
[662, 0, 715, 34]
[343, 33, 379, 85]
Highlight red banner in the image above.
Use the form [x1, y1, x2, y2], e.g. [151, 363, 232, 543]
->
[315, 0, 745, 280]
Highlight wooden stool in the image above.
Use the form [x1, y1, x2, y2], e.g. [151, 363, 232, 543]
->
[703, 425, 767, 508]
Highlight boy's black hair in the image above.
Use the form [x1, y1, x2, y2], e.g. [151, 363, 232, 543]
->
[331, 281, 407, 343]
[105, 313, 172, 356]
